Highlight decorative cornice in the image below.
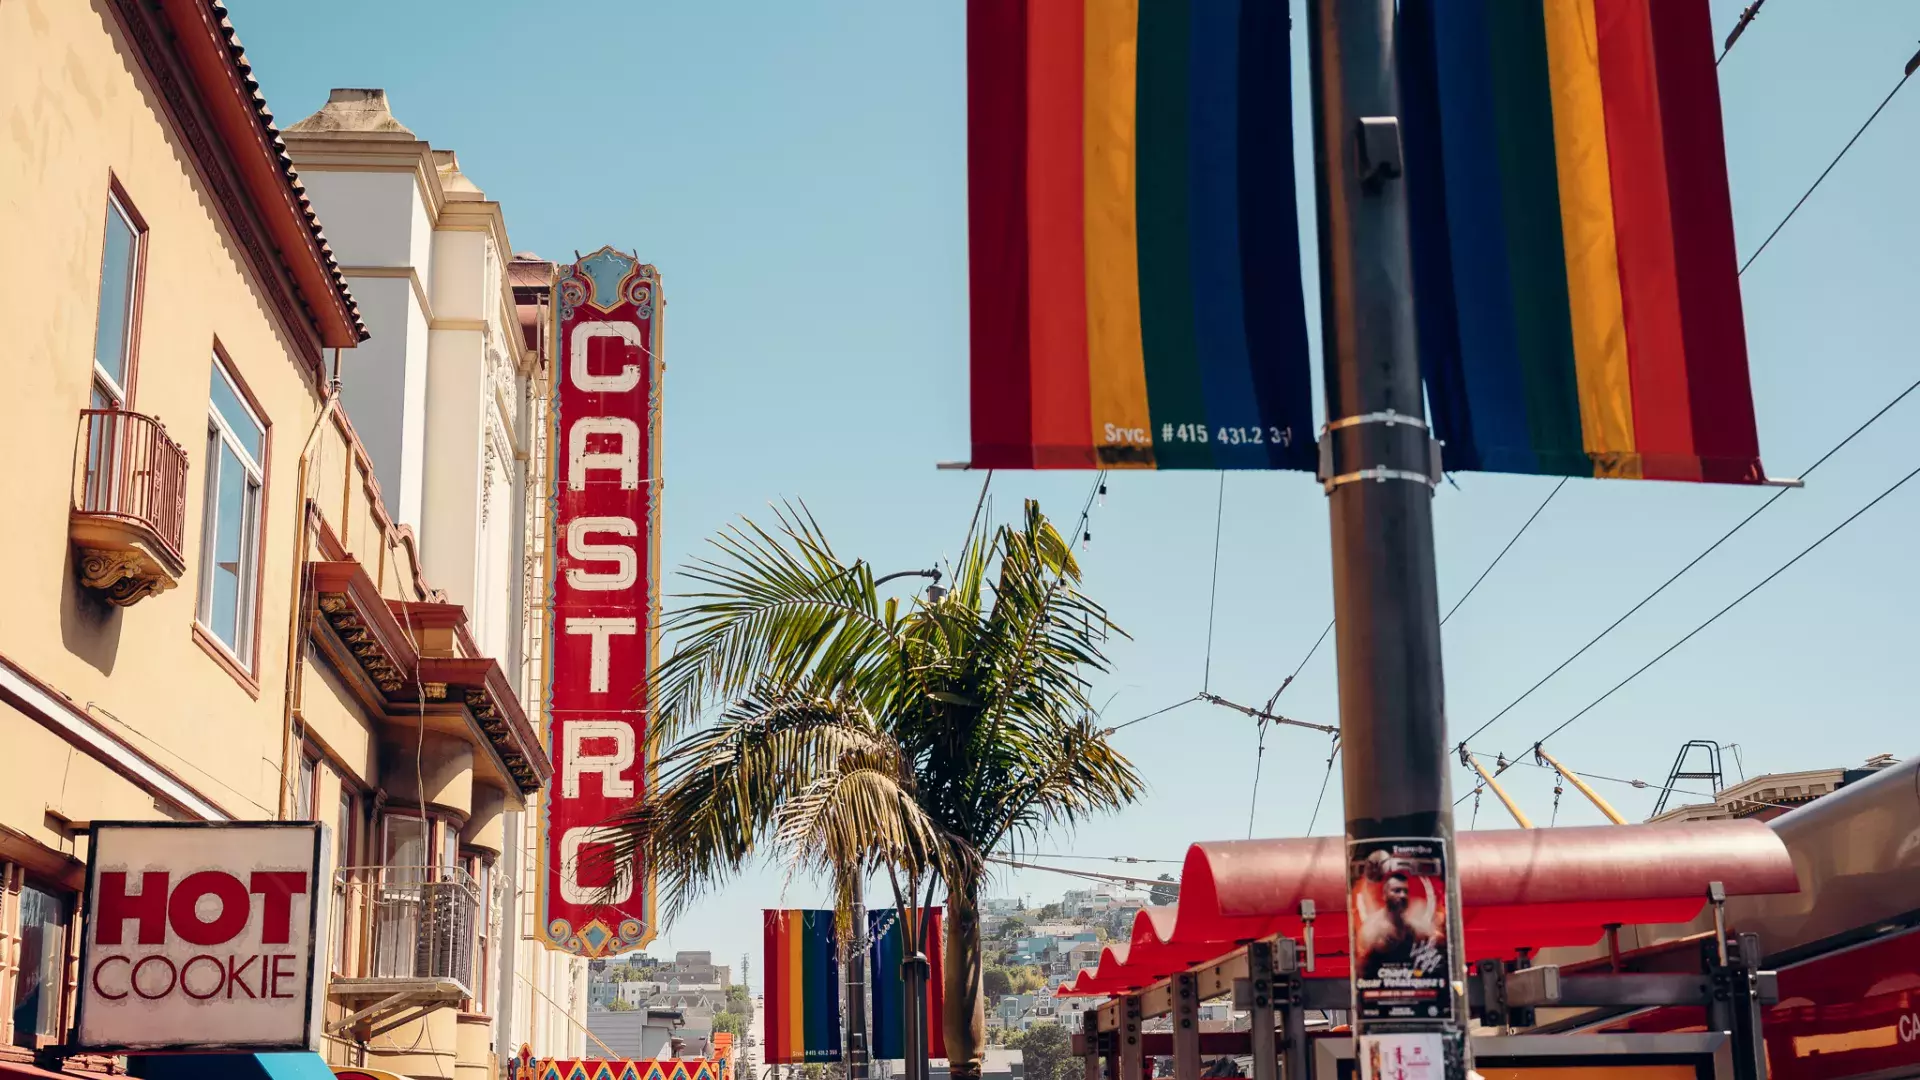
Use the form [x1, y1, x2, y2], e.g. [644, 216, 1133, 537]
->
[309, 558, 548, 794]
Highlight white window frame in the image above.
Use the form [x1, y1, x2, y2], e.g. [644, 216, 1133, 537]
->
[92, 193, 140, 409]
[196, 357, 266, 666]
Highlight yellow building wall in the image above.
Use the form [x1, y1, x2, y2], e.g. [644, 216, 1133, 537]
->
[0, 0, 330, 835]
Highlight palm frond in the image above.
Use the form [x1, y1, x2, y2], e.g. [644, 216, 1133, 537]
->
[646, 503, 901, 750]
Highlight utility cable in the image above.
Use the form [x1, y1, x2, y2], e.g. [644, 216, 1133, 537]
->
[1519, 459, 1920, 754]
[1305, 738, 1341, 835]
[1246, 718, 1269, 839]
[1475, 754, 1806, 816]
[987, 856, 1164, 890]
[1441, 478, 1566, 626]
[1102, 695, 1203, 736]
[1453, 371, 1920, 752]
[1739, 46, 1920, 275]
[1203, 473, 1227, 692]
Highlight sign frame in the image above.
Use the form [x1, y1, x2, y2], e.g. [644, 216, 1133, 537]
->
[71, 820, 331, 1054]
[536, 246, 663, 958]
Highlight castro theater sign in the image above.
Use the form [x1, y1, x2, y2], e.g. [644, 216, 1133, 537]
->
[538, 246, 661, 957]
[74, 822, 331, 1052]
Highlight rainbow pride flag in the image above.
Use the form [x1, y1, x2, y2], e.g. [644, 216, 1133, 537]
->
[868, 908, 946, 1061]
[762, 910, 843, 1064]
[1402, 0, 1767, 483]
[967, 0, 1315, 471]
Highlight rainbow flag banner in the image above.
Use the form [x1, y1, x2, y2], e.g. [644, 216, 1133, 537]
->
[869, 908, 946, 1061]
[967, 0, 1314, 471]
[1401, 0, 1768, 484]
[762, 910, 844, 1064]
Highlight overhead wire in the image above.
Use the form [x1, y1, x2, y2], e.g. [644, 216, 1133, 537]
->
[1304, 739, 1341, 836]
[1452, 372, 1920, 754]
[1202, 473, 1227, 693]
[1485, 755, 1808, 816]
[1511, 458, 1920, 758]
[1738, 43, 1920, 275]
[1441, 478, 1566, 626]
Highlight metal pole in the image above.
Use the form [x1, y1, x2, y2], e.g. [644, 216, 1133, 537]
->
[1304, 2, 1468, 1078]
[847, 884, 870, 1080]
[903, 951, 930, 1080]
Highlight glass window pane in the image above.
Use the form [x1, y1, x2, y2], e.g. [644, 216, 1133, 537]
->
[296, 757, 315, 819]
[93, 205, 137, 395]
[385, 815, 429, 882]
[208, 365, 263, 465]
[205, 441, 247, 649]
[12, 883, 69, 1047]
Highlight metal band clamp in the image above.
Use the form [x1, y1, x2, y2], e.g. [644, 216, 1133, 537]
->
[1318, 411, 1444, 492]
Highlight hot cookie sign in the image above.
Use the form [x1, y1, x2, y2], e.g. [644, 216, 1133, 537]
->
[538, 247, 661, 957]
[75, 822, 330, 1052]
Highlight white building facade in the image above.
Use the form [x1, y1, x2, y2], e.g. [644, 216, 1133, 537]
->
[285, 88, 591, 1063]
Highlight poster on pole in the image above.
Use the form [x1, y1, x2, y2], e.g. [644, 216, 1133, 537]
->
[538, 247, 663, 957]
[1348, 838, 1451, 1022]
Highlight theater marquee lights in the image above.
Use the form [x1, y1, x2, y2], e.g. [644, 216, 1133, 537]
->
[538, 247, 662, 958]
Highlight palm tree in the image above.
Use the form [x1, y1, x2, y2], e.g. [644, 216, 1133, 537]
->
[609, 499, 1143, 1080]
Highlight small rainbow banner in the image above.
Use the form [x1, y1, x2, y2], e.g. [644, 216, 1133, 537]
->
[1401, 0, 1767, 484]
[967, 0, 1315, 471]
[869, 908, 946, 1061]
[763, 909, 843, 1064]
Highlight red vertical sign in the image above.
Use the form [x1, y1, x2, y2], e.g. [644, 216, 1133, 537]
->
[539, 247, 661, 956]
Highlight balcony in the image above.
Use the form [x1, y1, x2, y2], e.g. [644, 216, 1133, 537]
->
[69, 408, 188, 606]
[328, 866, 479, 1038]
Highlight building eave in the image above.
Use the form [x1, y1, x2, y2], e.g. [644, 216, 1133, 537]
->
[153, 0, 367, 345]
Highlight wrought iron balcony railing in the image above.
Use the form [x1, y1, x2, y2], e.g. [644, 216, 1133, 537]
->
[70, 408, 188, 604]
[333, 865, 478, 992]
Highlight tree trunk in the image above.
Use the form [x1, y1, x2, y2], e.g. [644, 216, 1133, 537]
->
[943, 878, 987, 1080]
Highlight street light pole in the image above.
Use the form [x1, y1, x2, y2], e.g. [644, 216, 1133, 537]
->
[1304, 2, 1469, 1079]
[847, 883, 869, 1080]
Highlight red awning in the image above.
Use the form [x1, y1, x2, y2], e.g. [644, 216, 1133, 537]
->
[1059, 819, 1798, 996]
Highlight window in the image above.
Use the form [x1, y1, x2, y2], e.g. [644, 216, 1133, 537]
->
[91, 190, 143, 409]
[295, 755, 317, 820]
[333, 791, 357, 975]
[465, 853, 493, 1014]
[9, 877, 69, 1049]
[197, 357, 266, 663]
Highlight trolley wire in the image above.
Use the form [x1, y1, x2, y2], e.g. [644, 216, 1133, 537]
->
[1738, 44, 1920, 275]
[1442, 478, 1566, 626]
[1203, 474, 1227, 693]
[1453, 371, 1920, 754]
[1507, 458, 1920, 763]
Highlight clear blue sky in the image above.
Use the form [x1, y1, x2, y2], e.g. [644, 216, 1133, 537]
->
[231, 0, 1920, 985]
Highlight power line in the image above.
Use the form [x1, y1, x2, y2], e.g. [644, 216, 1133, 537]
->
[988, 855, 1165, 890]
[1520, 458, 1920, 752]
[1013, 852, 1183, 866]
[1202, 473, 1227, 693]
[1305, 739, 1341, 835]
[1102, 695, 1202, 736]
[1441, 478, 1566, 626]
[1246, 719, 1268, 839]
[1453, 372, 1920, 752]
[1484, 754, 1807, 816]
[1738, 45, 1920, 275]
[1287, 618, 1336, 686]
